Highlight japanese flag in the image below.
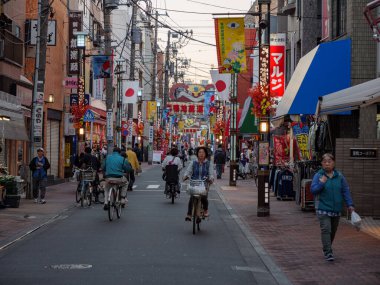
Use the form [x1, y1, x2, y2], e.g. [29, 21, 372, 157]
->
[210, 70, 231, 101]
[122, 80, 139, 104]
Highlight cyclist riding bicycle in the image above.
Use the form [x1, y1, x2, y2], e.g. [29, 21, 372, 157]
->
[162, 147, 183, 194]
[79, 147, 101, 202]
[183, 146, 214, 221]
[102, 147, 132, 210]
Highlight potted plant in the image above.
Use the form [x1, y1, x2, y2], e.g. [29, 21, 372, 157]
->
[0, 175, 20, 208]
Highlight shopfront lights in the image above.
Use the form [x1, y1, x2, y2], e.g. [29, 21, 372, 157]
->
[79, 127, 85, 135]
[0, 116, 10, 121]
[219, 135, 223, 140]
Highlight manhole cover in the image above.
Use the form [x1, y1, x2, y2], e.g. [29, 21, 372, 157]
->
[50, 264, 92, 270]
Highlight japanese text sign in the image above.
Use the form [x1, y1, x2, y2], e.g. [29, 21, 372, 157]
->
[270, 33, 286, 97]
[68, 11, 83, 75]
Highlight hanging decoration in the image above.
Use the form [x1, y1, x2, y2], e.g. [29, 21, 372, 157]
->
[248, 84, 274, 118]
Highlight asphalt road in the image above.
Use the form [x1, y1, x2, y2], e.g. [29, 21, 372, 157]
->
[0, 164, 278, 285]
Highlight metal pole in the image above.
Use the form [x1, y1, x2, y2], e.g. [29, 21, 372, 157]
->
[129, 3, 138, 81]
[229, 73, 237, 186]
[90, 121, 93, 149]
[152, 10, 158, 101]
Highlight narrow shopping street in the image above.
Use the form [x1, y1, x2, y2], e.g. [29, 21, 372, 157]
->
[1, 164, 379, 285]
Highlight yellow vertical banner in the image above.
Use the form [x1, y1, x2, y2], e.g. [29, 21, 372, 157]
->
[178, 120, 185, 131]
[146, 101, 157, 121]
[209, 114, 216, 128]
[214, 17, 247, 74]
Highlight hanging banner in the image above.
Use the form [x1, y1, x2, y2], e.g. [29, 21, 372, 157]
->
[292, 123, 311, 160]
[68, 11, 82, 75]
[93, 78, 104, 100]
[146, 101, 157, 121]
[92, 56, 112, 79]
[210, 70, 231, 101]
[214, 17, 247, 74]
[33, 92, 44, 142]
[122, 80, 139, 104]
[270, 33, 286, 97]
[203, 91, 215, 116]
[273, 135, 289, 166]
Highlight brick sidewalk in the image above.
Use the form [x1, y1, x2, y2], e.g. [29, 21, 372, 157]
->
[214, 172, 380, 285]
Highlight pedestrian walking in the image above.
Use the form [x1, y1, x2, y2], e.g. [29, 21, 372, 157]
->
[213, 144, 226, 179]
[126, 145, 139, 191]
[311, 153, 355, 262]
[29, 147, 50, 204]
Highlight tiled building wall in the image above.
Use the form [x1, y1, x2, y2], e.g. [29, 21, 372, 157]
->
[347, 0, 377, 85]
[301, 0, 321, 56]
[335, 138, 380, 217]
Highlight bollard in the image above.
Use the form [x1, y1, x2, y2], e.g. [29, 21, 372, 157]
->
[257, 169, 270, 217]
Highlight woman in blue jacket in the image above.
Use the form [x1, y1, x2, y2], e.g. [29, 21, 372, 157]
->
[311, 153, 355, 262]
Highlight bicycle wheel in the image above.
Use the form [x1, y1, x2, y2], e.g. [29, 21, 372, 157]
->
[171, 185, 175, 204]
[116, 189, 122, 219]
[192, 197, 197, 235]
[75, 183, 81, 203]
[80, 184, 85, 207]
[86, 184, 92, 207]
[97, 186, 105, 204]
[108, 188, 115, 221]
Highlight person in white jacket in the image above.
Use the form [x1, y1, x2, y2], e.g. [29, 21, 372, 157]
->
[162, 148, 183, 194]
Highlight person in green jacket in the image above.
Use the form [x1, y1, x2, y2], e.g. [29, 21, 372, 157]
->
[311, 153, 355, 262]
[102, 147, 132, 210]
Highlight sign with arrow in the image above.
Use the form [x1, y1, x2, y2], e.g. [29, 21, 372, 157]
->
[83, 109, 95, 122]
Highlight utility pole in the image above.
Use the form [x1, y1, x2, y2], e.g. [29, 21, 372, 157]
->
[29, 0, 49, 198]
[104, 4, 114, 153]
[151, 10, 158, 101]
[163, 30, 171, 127]
[129, 3, 138, 81]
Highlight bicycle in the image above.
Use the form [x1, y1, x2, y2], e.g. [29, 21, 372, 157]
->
[164, 164, 180, 204]
[186, 179, 209, 235]
[105, 178, 128, 221]
[75, 167, 96, 207]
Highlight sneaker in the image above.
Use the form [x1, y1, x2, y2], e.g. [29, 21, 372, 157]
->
[40, 199, 46, 204]
[325, 253, 334, 261]
[34, 199, 38, 203]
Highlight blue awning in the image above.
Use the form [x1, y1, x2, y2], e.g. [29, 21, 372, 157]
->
[274, 39, 351, 120]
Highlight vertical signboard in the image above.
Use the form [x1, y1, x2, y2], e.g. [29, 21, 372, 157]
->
[68, 11, 83, 76]
[322, 0, 330, 41]
[270, 33, 286, 97]
[149, 125, 154, 144]
[33, 92, 44, 143]
[106, 111, 113, 141]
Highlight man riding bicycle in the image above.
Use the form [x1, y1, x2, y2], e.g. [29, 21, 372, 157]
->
[102, 147, 132, 210]
[79, 147, 101, 202]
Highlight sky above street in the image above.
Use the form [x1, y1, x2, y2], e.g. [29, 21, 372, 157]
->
[154, 0, 254, 83]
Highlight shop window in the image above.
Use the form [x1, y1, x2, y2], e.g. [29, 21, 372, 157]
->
[331, 0, 347, 39]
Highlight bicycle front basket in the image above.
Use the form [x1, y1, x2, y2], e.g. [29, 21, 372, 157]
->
[80, 170, 96, 181]
[186, 180, 207, 196]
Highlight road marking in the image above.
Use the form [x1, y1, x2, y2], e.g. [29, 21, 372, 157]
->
[221, 186, 238, 191]
[231, 266, 267, 273]
[50, 264, 92, 270]
[133, 185, 137, 189]
[147, 185, 160, 189]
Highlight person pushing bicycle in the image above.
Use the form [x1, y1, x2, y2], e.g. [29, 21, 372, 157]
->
[102, 147, 132, 210]
[183, 146, 214, 221]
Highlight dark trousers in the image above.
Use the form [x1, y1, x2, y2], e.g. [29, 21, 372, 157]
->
[187, 195, 208, 215]
[215, 164, 223, 178]
[128, 171, 135, 190]
[32, 177, 47, 200]
[318, 215, 340, 256]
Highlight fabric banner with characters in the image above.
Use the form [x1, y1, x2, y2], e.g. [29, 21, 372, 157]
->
[146, 101, 157, 121]
[214, 17, 247, 74]
[292, 123, 311, 160]
[203, 91, 215, 116]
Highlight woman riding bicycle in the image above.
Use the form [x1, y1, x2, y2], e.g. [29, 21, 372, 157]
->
[183, 146, 214, 221]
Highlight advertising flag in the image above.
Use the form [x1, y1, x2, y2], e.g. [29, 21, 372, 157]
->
[92, 56, 112, 79]
[122, 80, 139, 104]
[146, 101, 157, 121]
[210, 70, 231, 101]
[214, 17, 247, 74]
[203, 90, 215, 116]
[270, 33, 286, 97]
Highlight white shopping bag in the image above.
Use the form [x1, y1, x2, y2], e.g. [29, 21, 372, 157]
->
[351, 211, 362, 231]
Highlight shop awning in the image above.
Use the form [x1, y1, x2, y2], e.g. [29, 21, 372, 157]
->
[318, 77, 380, 114]
[274, 39, 351, 121]
[0, 119, 29, 141]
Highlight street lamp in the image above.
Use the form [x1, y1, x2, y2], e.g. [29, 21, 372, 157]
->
[259, 120, 269, 133]
[74, 31, 88, 151]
